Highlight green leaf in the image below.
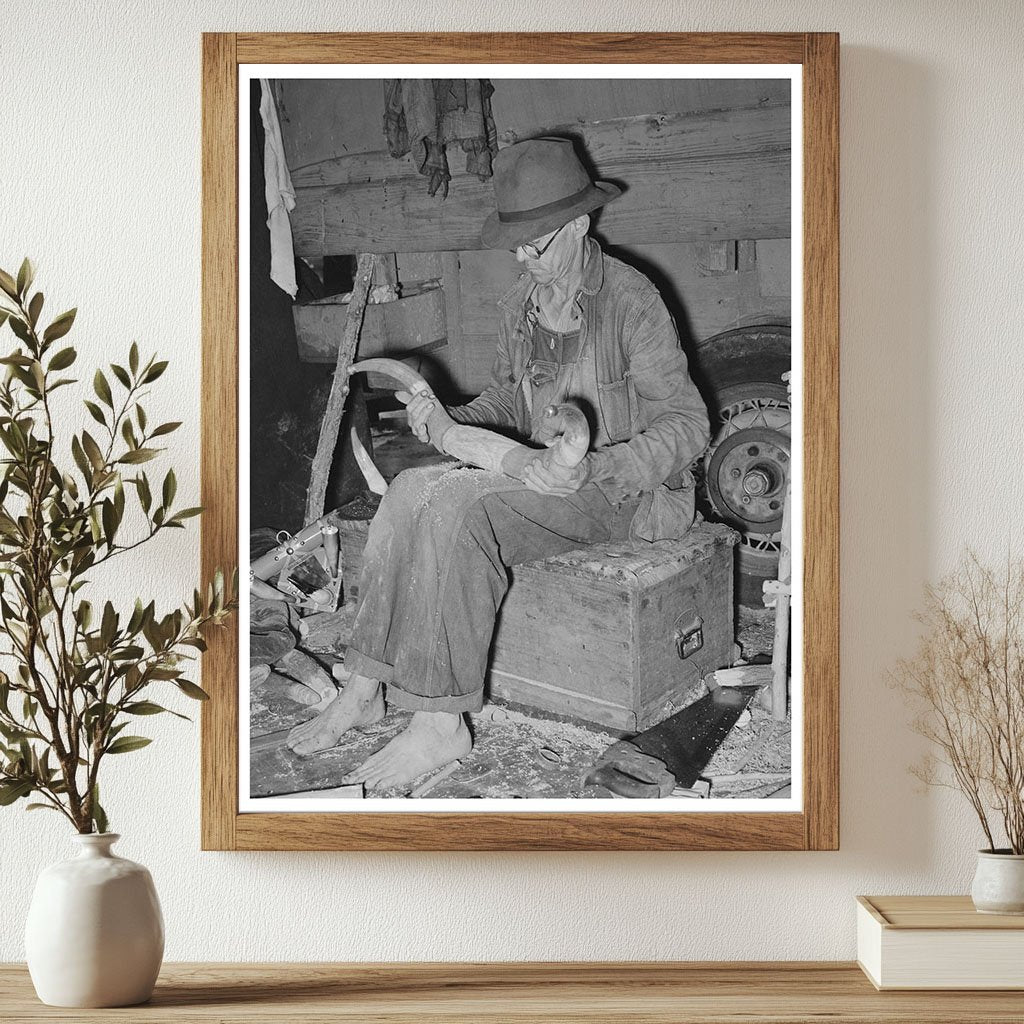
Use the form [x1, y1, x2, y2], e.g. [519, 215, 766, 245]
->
[42, 308, 76, 344]
[0, 310, 9, 331]
[0, 269, 18, 300]
[175, 679, 210, 701]
[118, 448, 157, 465]
[91, 785, 108, 834]
[27, 292, 43, 328]
[81, 431, 105, 472]
[16, 258, 34, 298]
[142, 360, 168, 383]
[136, 404, 147, 432]
[93, 369, 113, 408]
[84, 400, 106, 427]
[150, 421, 181, 438]
[101, 498, 117, 546]
[135, 473, 152, 513]
[76, 600, 93, 630]
[105, 735, 152, 755]
[110, 363, 131, 389]
[0, 779, 33, 805]
[9, 317, 31, 345]
[47, 346, 77, 371]
[126, 598, 146, 635]
[147, 666, 181, 680]
[129, 342, 139, 375]
[124, 700, 170, 716]
[169, 507, 202, 523]
[71, 435, 92, 482]
[121, 418, 137, 449]
[113, 476, 125, 521]
[100, 601, 117, 646]
[162, 468, 176, 508]
[26, 803, 61, 813]
[110, 644, 144, 661]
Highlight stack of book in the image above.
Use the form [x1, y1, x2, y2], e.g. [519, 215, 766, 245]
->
[857, 895, 1024, 990]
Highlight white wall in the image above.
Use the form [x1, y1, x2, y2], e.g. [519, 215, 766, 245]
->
[1, 0, 1022, 962]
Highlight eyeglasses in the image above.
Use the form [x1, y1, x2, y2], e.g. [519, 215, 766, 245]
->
[513, 224, 565, 259]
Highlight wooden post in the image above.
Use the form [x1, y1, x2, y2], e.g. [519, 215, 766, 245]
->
[769, 375, 793, 722]
[304, 252, 376, 523]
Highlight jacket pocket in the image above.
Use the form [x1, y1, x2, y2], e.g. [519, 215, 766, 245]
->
[597, 374, 635, 442]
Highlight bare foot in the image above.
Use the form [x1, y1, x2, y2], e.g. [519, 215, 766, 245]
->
[342, 711, 472, 792]
[286, 673, 385, 754]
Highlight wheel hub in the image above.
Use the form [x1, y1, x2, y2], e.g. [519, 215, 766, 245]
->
[705, 427, 790, 533]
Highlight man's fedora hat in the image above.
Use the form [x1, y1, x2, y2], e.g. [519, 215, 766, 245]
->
[481, 138, 621, 250]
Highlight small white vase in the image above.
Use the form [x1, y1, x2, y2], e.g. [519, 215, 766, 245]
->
[971, 849, 1024, 915]
[24, 833, 164, 1007]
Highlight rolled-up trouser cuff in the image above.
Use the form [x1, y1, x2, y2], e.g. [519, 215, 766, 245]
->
[386, 684, 484, 714]
[345, 647, 484, 714]
[343, 648, 394, 685]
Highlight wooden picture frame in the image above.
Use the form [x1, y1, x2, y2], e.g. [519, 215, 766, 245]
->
[201, 32, 838, 851]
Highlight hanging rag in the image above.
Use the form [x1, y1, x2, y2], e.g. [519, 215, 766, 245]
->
[259, 79, 297, 298]
[383, 79, 498, 198]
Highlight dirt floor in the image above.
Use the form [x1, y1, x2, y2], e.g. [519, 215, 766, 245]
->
[250, 598, 791, 802]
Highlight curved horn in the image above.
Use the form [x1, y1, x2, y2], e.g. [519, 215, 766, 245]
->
[540, 404, 590, 469]
[348, 358, 430, 396]
[350, 358, 591, 477]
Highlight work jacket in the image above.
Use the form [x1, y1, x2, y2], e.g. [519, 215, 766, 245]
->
[451, 238, 710, 534]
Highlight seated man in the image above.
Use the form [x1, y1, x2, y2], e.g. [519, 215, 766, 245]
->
[287, 138, 710, 790]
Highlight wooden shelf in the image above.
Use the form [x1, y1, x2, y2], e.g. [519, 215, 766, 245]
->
[3, 962, 1023, 1022]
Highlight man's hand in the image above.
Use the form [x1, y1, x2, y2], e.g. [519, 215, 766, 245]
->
[396, 388, 454, 454]
[397, 389, 438, 444]
[520, 455, 590, 496]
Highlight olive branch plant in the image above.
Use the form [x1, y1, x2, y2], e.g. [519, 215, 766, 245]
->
[894, 551, 1024, 854]
[0, 259, 236, 834]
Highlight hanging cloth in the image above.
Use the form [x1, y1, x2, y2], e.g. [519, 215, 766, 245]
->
[383, 79, 498, 198]
[259, 79, 297, 298]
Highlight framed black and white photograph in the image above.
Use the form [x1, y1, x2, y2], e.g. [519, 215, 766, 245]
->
[201, 32, 839, 851]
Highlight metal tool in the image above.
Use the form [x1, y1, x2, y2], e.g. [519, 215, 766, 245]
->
[583, 686, 760, 798]
[249, 515, 344, 612]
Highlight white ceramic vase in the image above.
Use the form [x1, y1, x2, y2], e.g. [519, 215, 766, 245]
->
[971, 849, 1024, 915]
[25, 833, 164, 1007]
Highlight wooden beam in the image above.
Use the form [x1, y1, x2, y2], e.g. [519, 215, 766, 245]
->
[290, 103, 791, 255]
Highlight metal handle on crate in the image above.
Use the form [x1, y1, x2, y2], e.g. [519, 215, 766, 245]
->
[673, 617, 704, 659]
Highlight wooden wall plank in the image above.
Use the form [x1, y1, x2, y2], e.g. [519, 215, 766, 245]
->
[278, 78, 791, 171]
[439, 253, 466, 388]
[289, 104, 790, 255]
[289, 103, 789, 190]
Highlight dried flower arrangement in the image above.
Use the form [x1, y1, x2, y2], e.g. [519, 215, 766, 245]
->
[894, 552, 1024, 854]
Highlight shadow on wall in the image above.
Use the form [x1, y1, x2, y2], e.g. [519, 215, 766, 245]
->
[839, 48, 936, 866]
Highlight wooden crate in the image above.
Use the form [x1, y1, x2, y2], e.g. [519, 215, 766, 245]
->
[488, 523, 737, 733]
[336, 516, 737, 733]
